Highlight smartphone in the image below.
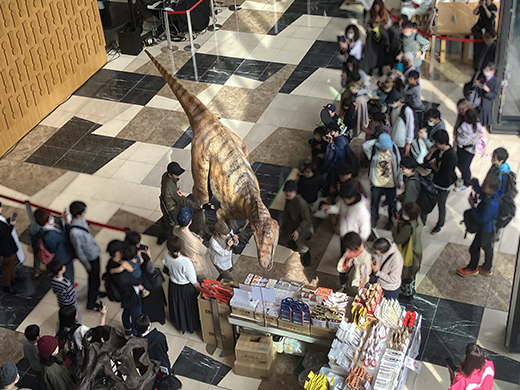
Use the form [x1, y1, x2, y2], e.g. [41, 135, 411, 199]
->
[337, 35, 346, 43]
[99, 300, 105, 308]
[139, 244, 149, 251]
[445, 357, 457, 372]
[11, 212, 17, 221]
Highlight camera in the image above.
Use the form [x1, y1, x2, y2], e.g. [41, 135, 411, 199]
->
[337, 35, 346, 43]
[139, 244, 149, 251]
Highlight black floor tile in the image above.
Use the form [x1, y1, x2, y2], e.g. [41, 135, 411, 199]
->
[103, 138, 136, 157]
[482, 348, 520, 384]
[172, 127, 193, 149]
[16, 357, 31, 374]
[134, 74, 167, 91]
[108, 69, 146, 85]
[400, 293, 440, 329]
[308, 40, 340, 55]
[172, 346, 232, 385]
[212, 56, 244, 72]
[16, 371, 40, 390]
[72, 134, 113, 154]
[93, 83, 132, 101]
[259, 62, 286, 81]
[421, 329, 476, 367]
[25, 145, 68, 167]
[74, 82, 106, 98]
[120, 88, 158, 105]
[430, 298, 484, 339]
[300, 53, 332, 68]
[45, 128, 87, 149]
[83, 155, 114, 174]
[53, 150, 96, 172]
[326, 54, 344, 69]
[200, 69, 233, 85]
[175, 66, 210, 82]
[64, 117, 101, 134]
[235, 59, 271, 80]
[279, 65, 319, 94]
[193, 53, 219, 68]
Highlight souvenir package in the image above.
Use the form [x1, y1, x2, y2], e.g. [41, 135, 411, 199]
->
[372, 349, 406, 390]
[374, 298, 402, 328]
[345, 366, 373, 390]
[360, 322, 389, 372]
[351, 283, 384, 326]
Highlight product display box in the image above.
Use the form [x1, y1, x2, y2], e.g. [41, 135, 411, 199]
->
[231, 305, 256, 319]
[197, 293, 235, 350]
[277, 319, 311, 335]
[234, 347, 277, 379]
[235, 334, 274, 364]
[254, 311, 279, 327]
[310, 324, 337, 339]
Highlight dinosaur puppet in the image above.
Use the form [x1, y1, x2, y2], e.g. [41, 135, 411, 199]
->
[145, 50, 279, 270]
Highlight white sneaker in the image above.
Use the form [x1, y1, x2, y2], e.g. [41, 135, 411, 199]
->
[454, 185, 468, 192]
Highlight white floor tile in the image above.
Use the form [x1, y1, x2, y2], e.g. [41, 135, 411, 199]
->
[316, 234, 341, 275]
[478, 307, 508, 345]
[40, 109, 75, 128]
[224, 75, 263, 89]
[111, 160, 156, 183]
[91, 118, 129, 137]
[126, 143, 171, 165]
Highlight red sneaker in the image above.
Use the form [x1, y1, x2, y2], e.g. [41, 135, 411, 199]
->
[477, 266, 493, 276]
[73, 283, 78, 288]
[457, 267, 479, 276]
[34, 270, 42, 278]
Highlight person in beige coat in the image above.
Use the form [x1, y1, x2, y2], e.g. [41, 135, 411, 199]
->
[172, 207, 218, 281]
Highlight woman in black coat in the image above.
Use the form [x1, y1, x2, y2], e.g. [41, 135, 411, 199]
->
[476, 62, 500, 130]
[364, 0, 392, 76]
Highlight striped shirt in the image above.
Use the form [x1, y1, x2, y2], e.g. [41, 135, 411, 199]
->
[51, 277, 78, 307]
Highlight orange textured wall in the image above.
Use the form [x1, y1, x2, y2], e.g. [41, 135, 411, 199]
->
[0, 0, 106, 156]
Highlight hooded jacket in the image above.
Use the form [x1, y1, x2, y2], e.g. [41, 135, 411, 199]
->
[372, 241, 404, 291]
[389, 104, 415, 148]
[69, 219, 101, 268]
[456, 121, 484, 154]
[363, 139, 403, 187]
[326, 194, 372, 240]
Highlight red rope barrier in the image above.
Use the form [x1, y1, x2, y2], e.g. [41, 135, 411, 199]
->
[388, 11, 485, 42]
[166, 0, 205, 15]
[0, 194, 126, 232]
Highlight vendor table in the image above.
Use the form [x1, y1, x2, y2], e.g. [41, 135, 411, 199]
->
[228, 314, 333, 347]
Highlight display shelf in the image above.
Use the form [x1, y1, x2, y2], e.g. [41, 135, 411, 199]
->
[228, 315, 333, 347]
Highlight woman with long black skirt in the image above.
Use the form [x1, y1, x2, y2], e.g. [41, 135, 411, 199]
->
[163, 236, 201, 334]
[364, 0, 392, 76]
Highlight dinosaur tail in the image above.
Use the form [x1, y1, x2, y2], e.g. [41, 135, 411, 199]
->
[144, 50, 212, 133]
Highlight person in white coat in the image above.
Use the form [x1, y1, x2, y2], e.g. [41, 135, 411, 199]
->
[320, 183, 372, 253]
[400, 0, 432, 19]
[387, 89, 415, 156]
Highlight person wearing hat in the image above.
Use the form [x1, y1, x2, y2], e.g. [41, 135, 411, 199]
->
[321, 103, 347, 136]
[172, 207, 218, 281]
[158, 162, 201, 245]
[106, 240, 145, 335]
[386, 89, 415, 156]
[209, 221, 239, 281]
[280, 180, 314, 266]
[37, 335, 75, 390]
[0, 362, 30, 390]
[363, 133, 402, 229]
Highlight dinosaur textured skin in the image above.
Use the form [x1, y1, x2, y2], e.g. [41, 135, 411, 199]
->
[145, 50, 279, 270]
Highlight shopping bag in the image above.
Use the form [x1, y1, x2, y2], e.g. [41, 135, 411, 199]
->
[398, 235, 414, 268]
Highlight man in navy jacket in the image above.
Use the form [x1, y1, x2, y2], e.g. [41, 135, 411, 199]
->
[457, 174, 500, 277]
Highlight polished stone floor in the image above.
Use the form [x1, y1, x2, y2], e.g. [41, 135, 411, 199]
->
[1, 0, 520, 389]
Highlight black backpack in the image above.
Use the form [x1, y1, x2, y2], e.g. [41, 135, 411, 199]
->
[497, 193, 516, 229]
[103, 272, 122, 302]
[462, 208, 482, 237]
[413, 174, 438, 215]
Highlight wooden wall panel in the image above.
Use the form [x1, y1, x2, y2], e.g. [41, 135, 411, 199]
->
[0, 0, 106, 156]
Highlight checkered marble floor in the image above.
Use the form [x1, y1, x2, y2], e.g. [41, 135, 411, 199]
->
[2, 1, 520, 389]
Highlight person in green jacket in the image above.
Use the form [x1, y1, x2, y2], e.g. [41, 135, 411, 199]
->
[37, 336, 76, 390]
[158, 162, 202, 245]
[391, 202, 423, 299]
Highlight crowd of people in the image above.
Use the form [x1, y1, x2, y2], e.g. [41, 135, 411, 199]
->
[0, 2, 508, 389]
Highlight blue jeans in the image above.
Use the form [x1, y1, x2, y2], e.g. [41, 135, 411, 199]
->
[122, 304, 142, 335]
[64, 261, 75, 285]
[371, 186, 397, 228]
[383, 288, 400, 300]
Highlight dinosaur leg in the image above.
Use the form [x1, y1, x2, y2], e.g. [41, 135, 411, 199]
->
[191, 141, 211, 204]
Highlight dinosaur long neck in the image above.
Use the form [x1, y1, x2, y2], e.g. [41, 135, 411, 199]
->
[246, 195, 270, 227]
[144, 50, 212, 133]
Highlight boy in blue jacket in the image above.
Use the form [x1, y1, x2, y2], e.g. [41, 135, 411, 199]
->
[457, 174, 500, 277]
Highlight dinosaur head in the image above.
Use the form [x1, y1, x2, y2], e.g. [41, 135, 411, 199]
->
[252, 216, 279, 271]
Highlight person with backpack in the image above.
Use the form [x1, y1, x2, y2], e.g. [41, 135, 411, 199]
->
[386, 89, 415, 156]
[454, 109, 484, 192]
[398, 156, 421, 207]
[135, 314, 171, 374]
[391, 202, 423, 299]
[424, 108, 446, 149]
[401, 21, 430, 72]
[476, 147, 516, 241]
[424, 130, 458, 234]
[457, 174, 500, 276]
[34, 208, 77, 284]
[0, 203, 20, 294]
[68, 201, 102, 312]
[363, 133, 403, 230]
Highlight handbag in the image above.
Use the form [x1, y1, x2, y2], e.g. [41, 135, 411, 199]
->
[369, 253, 394, 284]
[473, 136, 487, 155]
[397, 226, 414, 268]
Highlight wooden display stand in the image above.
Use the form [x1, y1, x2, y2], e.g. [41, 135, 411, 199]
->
[437, 1, 500, 63]
[0, 0, 106, 156]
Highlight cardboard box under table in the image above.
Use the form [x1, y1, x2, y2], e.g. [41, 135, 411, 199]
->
[234, 334, 277, 379]
[277, 319, 311, 335]
[197, 293, 235, 350]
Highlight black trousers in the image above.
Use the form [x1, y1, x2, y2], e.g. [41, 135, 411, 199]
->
[457, 148, 475, 186]
[422, 188, 449, 228]
[87, 258, 101, 308]
[468, 231, 495, 271]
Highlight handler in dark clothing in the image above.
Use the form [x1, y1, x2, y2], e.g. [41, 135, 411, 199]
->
[135, 314, 171, 374]
[280, 181, 314, 266]
[476, 62, 500, 129]
[158, 162, 201, 245]
[0, 202, 19, 294]
[474, 29, 496, 71]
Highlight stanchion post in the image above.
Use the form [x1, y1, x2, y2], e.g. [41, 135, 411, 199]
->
[183, 9, 201, 52]
[164, 10, 172, 50]
[208, 0, 222, 31]
[228, 0, 241, 12]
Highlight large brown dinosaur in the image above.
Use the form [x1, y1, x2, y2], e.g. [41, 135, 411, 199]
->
[145, 50, 279, 270]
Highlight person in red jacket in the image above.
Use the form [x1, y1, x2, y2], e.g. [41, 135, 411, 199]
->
[448, 343, 494, 390]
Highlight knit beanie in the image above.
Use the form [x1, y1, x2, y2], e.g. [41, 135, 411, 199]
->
[0, 363, 18, 387]
[38, 335, 59, 358]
